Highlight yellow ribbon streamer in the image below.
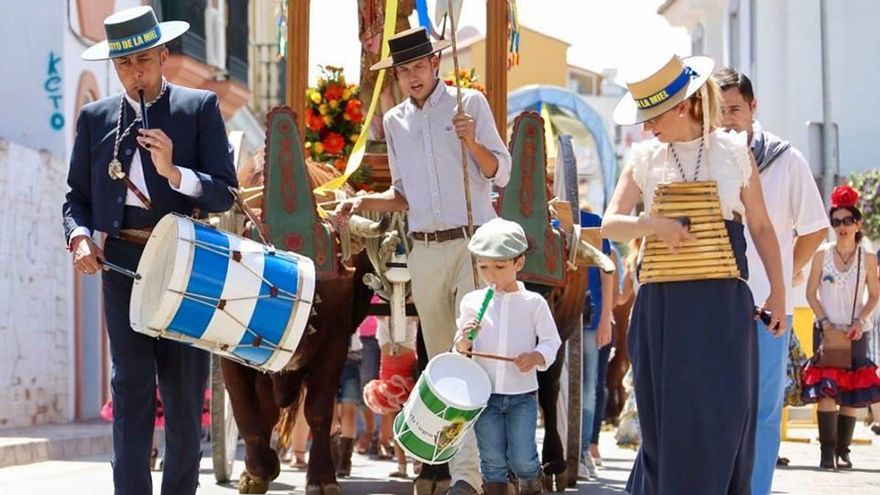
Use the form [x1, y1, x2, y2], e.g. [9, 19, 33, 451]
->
[313, 0, 399, 205]
[540, 103, 557, 159]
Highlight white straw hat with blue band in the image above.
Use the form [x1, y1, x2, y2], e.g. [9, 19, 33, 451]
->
[612, 54, 715, 126]
[81, 6, 189, 61]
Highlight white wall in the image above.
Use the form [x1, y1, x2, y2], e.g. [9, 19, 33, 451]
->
[0, 0, 139, 427]
[665, 1, 879, 178]
[0, 138, 71, 428]
[0, 1, 66, 156]
[742, 0, 879, 178]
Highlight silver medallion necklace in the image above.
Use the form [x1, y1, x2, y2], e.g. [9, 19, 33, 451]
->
[668, 133, 705, 182]
[107, 77, 168, 180]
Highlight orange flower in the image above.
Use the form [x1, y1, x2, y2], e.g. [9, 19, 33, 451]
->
[324, 84, 344, 102]
[305, 109, 325, 132]
[322, 132, 346, 155]
[344, 99, 364, 124]
[334, 157, 347, 171]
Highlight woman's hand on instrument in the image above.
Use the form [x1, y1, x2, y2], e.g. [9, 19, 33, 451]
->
[452, 111, 477, 148]
[513, 351, 545, 373]
[136, 128, 175, 178]
[648, 217, 695, 251]
[71, 236, 104, 275]
[759, 290, 787, 336]
[846, 319, 865, 340]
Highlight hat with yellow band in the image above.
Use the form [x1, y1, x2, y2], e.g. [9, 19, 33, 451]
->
[612, 54, 714, 126]
[81, 6, 189, 61]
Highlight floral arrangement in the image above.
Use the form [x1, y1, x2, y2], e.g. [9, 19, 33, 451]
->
[304, 66, 364, 164]
[444, 68, 486, 95]
[848, 169, 880, 241]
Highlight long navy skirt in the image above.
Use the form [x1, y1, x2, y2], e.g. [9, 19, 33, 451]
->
[626, 221, 757, 495]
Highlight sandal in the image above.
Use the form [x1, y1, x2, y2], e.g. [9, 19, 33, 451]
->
[290, 450, 307, 470]
[776, 456, 790, 466]
[150, 448, 160, 471]
[389, 463, 408, 478]
[377, 442, 394, 460]
[355, 432, 371, 455]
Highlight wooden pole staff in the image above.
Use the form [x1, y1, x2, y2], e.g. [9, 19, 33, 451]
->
[446, 0, 479, 289]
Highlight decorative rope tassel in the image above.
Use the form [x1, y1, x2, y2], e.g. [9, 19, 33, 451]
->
[700, 83, 711, 150]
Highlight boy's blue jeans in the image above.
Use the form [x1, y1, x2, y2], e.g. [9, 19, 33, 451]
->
[473, 392, 542, 484]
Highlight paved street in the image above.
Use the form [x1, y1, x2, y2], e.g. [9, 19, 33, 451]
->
[0, 423, 877, 494]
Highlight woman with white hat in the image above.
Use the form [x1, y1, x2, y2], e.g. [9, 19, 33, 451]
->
[601, 52, 786, 494]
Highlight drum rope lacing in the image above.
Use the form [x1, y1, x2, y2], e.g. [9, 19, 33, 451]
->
[159, 237, 313, 354]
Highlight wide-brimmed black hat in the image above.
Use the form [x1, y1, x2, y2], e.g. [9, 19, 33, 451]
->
[81, 6, 189, 61]
[369, 27, 451, 71]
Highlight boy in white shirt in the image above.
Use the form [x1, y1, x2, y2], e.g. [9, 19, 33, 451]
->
[454, 218, 561, 495]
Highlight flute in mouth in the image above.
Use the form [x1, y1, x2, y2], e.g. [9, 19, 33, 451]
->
[138, 88, 149, 130]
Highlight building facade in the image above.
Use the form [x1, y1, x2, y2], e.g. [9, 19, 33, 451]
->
[0, 0, 256, 429]
[660, 0, 880, 183]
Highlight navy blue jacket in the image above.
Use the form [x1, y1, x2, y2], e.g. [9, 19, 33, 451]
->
[62, 84, 237, 240]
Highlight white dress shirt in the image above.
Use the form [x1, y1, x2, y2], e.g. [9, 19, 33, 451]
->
[744, 127, 829, 314]
[67, 95, 204, 244]
[383, 82, 512, 233]
[123, 92, 203, 208]
[455, 283, 560, 395]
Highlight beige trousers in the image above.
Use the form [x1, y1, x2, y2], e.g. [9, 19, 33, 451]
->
[409, 237, 482, 490]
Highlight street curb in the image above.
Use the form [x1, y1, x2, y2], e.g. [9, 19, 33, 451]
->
[0, 421, 112, 468]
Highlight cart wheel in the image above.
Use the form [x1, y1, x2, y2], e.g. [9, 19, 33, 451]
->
[211, 355, 239, 483]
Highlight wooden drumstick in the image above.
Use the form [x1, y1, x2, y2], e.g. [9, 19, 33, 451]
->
[99, 258, 142, 280]
[461, 350, 515, 362]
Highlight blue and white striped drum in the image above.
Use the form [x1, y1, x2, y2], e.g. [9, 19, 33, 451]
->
[130, 214, 315, 372]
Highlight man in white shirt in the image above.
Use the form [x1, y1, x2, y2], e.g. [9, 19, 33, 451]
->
[334, 27, 511, 495]
[715, 67, 829, 495]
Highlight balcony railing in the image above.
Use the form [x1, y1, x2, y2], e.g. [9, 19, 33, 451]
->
[251, 42, 283, 114]
[153, 0, 248, 85]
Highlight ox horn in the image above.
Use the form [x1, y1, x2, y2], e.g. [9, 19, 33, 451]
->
[347, 214, 391, 238]
[576, 239, 616, 274]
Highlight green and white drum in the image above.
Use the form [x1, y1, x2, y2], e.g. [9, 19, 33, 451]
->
[393, 352, 492, 464]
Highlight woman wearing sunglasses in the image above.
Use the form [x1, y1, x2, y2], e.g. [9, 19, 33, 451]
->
[802, 184, 880, 469]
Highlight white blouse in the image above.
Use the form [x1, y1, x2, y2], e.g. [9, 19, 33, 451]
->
[454, 283, 560, 395]
[818, 247, 871, 327]
[630, 130, 753, 221]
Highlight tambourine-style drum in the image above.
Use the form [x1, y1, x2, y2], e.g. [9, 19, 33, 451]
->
[130, 214, 315, 372]
[393, 352, 492, 464]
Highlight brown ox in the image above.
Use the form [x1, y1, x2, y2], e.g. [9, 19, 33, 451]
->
[219, 147, 381, 494]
